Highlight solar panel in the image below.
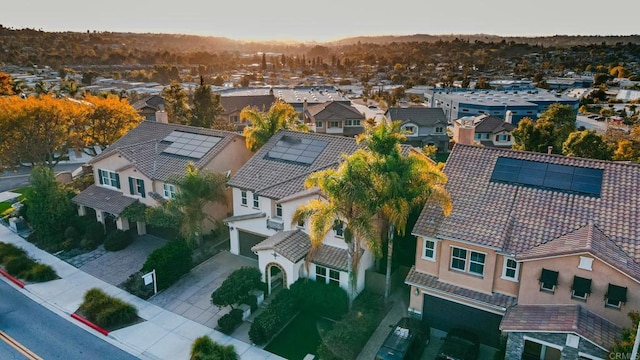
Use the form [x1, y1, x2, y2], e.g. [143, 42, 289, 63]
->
[161, 130, 222, 159]
[266, 136, 328, 165]
[490, 157, 603, 197]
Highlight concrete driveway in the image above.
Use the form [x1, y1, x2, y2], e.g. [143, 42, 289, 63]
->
[148, 251, 258, 329]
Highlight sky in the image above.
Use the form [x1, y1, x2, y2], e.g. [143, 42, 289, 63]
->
[2, 0, 638, 43]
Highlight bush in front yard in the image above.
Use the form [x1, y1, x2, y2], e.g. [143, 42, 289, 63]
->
[23, 263, 58, 282]
[217, 308, 244, 335]
[84, 221, 106, 247]
[4, 255, 36, 277]
[248, 289, 298, 344]
[142, 239, 193, 291]
[190, 336, 238, 360]
[104, 229, 133, 251]
[78, 288, 138, 329]
[290, 279, 348, 320]
[0, 242, 28, 264]
[211, 266, 262, 309]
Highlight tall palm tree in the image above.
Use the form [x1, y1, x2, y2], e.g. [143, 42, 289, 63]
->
[357, 121, 452, 299]
[292, 150, 379, 304]
[170, 162, 228, 247]
[240, 100, 308, 151]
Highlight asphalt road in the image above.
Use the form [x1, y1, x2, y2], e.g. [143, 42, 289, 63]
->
[0, 163, 82, 193]
[0, 281, 138, 360]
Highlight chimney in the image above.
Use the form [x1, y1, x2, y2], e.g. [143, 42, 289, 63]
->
[155, 104, 168, 124]
[505, 110, 513, 124]
[453, 118, 475, 145]
[547, 146, 553, 154]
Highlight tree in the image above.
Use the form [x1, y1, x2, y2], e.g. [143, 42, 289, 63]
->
[292, 150, 379, 305]
[162, 81, 191, 125]
[562, 130, 613, 160]
[191, 77, 224, 129]
[610, 311, 640, 358]
[80, 94, 143, 151]
[512, 104, 577, 154]
[210, 267, 262, 309]
[357, 121, 451, 298]
[240, 101, 308, 151]
[0, 72, 14, 95]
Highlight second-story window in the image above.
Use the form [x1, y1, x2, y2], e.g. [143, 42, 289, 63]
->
[98, 169, 121, 189]
[275, 204, 282, 218]
[571, 276, 592, 301]
[334, 220, 344, 238]
[329, 121, 340, 128]
[241, 190, 247, 206]
[231, 115, 239, 123]
[297, 219, 305, 228]
[423, 239, 436, 261]
[253, 193, 259, 209]
[129, 177, 146, 198]
[450, 247, 467, 271]
[496, 134, 511, 142]
[502, 257, 519, 282]
[450, 246, 486, 276]
[403, 126, 416, 135]
[163, 184, 176, 199]
[435, 126, 444, 133]
[539, 268, 559, 293]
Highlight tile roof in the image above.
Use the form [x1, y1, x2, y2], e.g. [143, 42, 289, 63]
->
[219, 95, 275, 115]
[251, 229, 311, 263]
[472, 115, 516, 134]
[313, 244, 353, 271]
[90, 121, 240, 182]
[131, 95, 164, 111]
[223, 212, 266, 223]
[71, 184, 137, 215]
[413, 144, 640, 262]
[517, 223, 640, 281]
[306, 101, 365, 121]
[500, 305, 621, 350]
[227, 130, 359, 200]
[405, 266, 517, 310]
[386, 107, 448, 127]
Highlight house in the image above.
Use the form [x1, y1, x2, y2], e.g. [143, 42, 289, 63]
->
[385, 107, 449, 152]
[71, 121, 253, 236]
[131, 95, 165, 121]
[304, 101, 365, 137]
[405, 144, 640, 359]
[225, 130, 375, 295]
[453, 114, 516, 148]
[219, 94, 275, 132]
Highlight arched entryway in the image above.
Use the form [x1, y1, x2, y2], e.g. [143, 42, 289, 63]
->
[266, 262, 287, 295]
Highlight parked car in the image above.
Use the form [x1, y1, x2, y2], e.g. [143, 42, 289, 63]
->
[375, 317, 430, 360]
[435, 328, 480, 360]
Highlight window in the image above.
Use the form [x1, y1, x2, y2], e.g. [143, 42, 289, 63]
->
[572, 276, 592, 300]
[297, 219, 305, 228]
[496, 134, 512, 142]
[344, 119, 361, 127]
[539, 268, 559, 292]
[128, 177, 146, 198]
[469, 252, 485, 275]
[241, 191, 248, 206]
[316, 266, 326, 283]
[502, 257, 519, 281]
[275, 204, 282, 218]
[450, 247, 485, 276]
[334, 220, 344, 237]
[435, 126, 444, 133]
[316, 121, 323, 128]
[475, 133, 490, 140]
[316, 266, 340, 286]
[403, 126, 416, 135]
[231, 115, 239, 123]
[329, 269, 340, 286]
[578, 256, 593, 271]
[329, 121, 340, 128]
[423, 239, 436, 261]
[450, 247, 467, 271]
[98, 169, 121, 189]
[252, 193, 259, 208]
[163, 184, 176, 199]
[605, 284, 627, 309]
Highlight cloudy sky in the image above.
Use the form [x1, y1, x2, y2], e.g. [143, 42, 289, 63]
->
[2, 0, 638, 42]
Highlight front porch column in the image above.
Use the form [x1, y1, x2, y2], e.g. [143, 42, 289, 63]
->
[229, 226, 239, 255]
[116, 217, 130, 231]
[505, 333, 525, 360]
[136, 221, 147, 236]
[78, 205, 86, 216]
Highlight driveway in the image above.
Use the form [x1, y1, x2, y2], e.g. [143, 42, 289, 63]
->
[148, 251, 258, 329]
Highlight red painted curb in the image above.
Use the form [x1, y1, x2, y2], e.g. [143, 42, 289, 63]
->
[0, 268, 25, 288]
[70, 313, 110, 336]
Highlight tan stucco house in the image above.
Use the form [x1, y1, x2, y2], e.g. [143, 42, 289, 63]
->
[71, 121, 253, 235]
[406, 144, 640, 359]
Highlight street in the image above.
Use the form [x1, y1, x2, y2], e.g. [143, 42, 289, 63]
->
[0, 163, 82, 193]
[0, 280, 138, 360]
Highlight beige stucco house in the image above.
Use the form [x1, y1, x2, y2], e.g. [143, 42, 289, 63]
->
[71, 121, 253, 235]
[406, 144, 640, 360]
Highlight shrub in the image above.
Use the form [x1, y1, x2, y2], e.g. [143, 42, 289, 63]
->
[241, 294, 258, 312]
[142, 239, 193, 290]
[64, 226, 81, 241]
[80, 237, 99, 251]
[290, 279, 348, 320]
[61, 238, 80, 251]
[4, 255, 36, 277]
[0, 242, 28, 264]
[84, 221, 106, 245]
[190, 336, 238, 360]
[217, 308, 243, 335]
[122, 271, 154, 300]
[78, 288, 138, 329]
[23, 263, 57, 282]
[249, 289, 298, 344]
[104, 229, 133, 251]
[211, 266, 262, 309]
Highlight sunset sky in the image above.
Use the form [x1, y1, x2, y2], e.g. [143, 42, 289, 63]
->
[2, 0, 638, 42]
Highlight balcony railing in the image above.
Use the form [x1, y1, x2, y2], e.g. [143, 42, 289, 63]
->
[266, 218, 284, 231]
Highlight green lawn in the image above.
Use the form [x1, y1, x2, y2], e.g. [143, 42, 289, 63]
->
[264, 312, 334, 360]
[0, 187, 31, 216]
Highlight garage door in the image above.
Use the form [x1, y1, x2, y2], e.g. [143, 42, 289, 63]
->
[422, 294, 503, 348]
[238, 231, 266, 259]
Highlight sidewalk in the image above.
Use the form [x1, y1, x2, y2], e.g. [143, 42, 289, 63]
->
[0, 225, 283, 360]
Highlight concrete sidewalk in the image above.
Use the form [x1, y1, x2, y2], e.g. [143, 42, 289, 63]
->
[0, 225, 283, 360]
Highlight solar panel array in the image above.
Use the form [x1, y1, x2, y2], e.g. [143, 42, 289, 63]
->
[162, 131, 221, 159]
[266, 136, 328, 165]
[490, 157, 603, 197]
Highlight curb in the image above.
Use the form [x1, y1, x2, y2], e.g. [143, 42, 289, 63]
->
[0, 268, 25, 288]
[70, 313, 110, 336]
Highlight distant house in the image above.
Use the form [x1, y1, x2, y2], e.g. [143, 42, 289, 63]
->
[453, 114, 516, 148]
[407, 144, 640, 359]
[304, 101, 365, 137]
[219, 94, 275, 132]
[131, 95, 165, 121]
[385, 107, 449, 152]
[71, 121, 253, 235]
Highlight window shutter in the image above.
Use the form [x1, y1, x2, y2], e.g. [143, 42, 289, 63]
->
[140, 180, 146, 198]
[128, 177, 134, 195]
[98, 169, 104, 185]
[115, 173, 121, 189]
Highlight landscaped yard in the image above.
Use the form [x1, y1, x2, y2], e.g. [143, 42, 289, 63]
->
[0, 187, 30, 216]
[264, 312, 334, 360]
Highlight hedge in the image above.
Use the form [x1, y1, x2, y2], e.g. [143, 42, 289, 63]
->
[142, 239, 193, 291]
[217, 308, 243, 335]
[248, 289, 297, 344]
[290, 279, 348, 320]
[0, 242, 57, 282]
[78, 288, 138, 329]
[104, 229, 133, 251]
[4, 255, 37, 277]
[190, 336, 238, 360]
[23, 263, 58, 282]
[0, 242, 28, 264]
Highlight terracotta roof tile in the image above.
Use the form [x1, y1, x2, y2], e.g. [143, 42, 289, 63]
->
[71, 184, 137, 215]
[313, 244, 352, 271]
[251, 229, 311, 263]
[405, 266, 517, 310]
[500, 305, 621, 350]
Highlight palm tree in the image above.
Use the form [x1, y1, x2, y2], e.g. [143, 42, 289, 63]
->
[240, 100, 308, 151]
[292, 150, 379, 304]
[169, 162, 228, 247]
[357, 121, 452, 299]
